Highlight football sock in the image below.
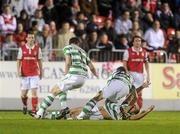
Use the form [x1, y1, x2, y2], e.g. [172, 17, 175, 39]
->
[21, 96, 28, 107]
[32, 97, 38, 112]
[37, 93, 55, 116]
[58, 92, 67, 109]
[104, 99, 120, 120]
[83, 99, 97, 114]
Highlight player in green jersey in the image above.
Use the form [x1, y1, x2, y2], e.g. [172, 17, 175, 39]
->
[31, 37, 98, 119]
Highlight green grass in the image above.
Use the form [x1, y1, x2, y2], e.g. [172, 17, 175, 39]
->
[0, 111, 180, 134]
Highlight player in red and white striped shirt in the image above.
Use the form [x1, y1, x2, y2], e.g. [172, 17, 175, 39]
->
[17, 33, 42, 114]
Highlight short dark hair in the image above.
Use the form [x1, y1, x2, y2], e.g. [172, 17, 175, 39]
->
[69, 37, 80, 44]
[132, 35, 142, 42]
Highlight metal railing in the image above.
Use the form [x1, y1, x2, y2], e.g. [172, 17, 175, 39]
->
[88, 49, 169, 63]
[0, 48, 176, 63]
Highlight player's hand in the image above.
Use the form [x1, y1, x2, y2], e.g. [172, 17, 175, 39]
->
[39, 73, 43, 80]
[142, 81, 151, 88]
[146, 75, 150, 83]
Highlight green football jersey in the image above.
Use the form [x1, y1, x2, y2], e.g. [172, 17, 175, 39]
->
[63, 44, 91, 76]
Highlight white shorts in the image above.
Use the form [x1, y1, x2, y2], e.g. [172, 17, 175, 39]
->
[102, 80, 129, 102]
[21, 76, 40, 90]
[129, 72, 145, 88]
[57, 74, 86, 92]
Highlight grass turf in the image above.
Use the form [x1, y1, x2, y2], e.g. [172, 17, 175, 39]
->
[0, 111, 180, 134]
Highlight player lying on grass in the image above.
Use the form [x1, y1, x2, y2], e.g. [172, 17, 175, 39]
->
[37, 103, 154, 120]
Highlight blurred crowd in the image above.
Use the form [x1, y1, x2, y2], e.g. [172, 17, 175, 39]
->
[0, 0, 179, 62]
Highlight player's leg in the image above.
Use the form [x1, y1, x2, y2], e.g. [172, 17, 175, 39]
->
[130, 72, 145, 110]
[57, 75, 86, 119]
[104, 99, 123, 120]
[20, 77, 29, 114]
[30, 76, 40, 113]
[35, 84, 61, 118]
[31, 89, 38, 113]
[21, 89, 28, 114]
[77, 91, 103, 119]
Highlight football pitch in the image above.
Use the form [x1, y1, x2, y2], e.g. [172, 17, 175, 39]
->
[0, 111, 180, 134]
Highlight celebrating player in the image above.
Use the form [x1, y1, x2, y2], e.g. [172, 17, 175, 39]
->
[17, 33, 43, 114]
[31, 37, 98, 119]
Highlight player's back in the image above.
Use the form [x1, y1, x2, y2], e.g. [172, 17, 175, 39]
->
[63, 44, 90, 77]
[107, 70, 133, 89]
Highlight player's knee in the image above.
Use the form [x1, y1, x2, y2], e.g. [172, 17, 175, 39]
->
[51, 85, 62, 96]
[93, 91, 103, 101]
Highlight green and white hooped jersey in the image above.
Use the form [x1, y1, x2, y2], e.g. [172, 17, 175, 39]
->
[63, 44, 91, 77]
[107, 71, 134, 90]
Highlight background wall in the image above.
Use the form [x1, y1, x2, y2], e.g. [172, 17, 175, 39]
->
[0, 62, 179, 111]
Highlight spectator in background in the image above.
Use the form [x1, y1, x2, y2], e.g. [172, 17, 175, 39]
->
[114, 34, 129, 50]
[97, 0, 112, 16]
[100, 18, 115, 42]
[42, 0, 58, 24]
[0, 4, 17, 36]
[96, 33, 114, 61]
[155, 2, 174, 30]
[96, 32, 114, 51]
[14, 23, 27, 47]
[87, 31, 98, 49]
[29, 21, 39, 36]
[167, 30, 180, 60]
[53, 21, 75, 60]
[144, 20, 165, 50]
[112, 0, 127, 19]
[79, 0, 99, 16]
[30, 9, 45, 32]
[36, 24, 52, 61]
[74, 11, 87, 26]
[131, 8, 142, 23]
[114, 10, 132, 35]
[127, 21, 143, 41]
[86, 14, 99, 34]
[23, 0, 39, 16]
[49, 21, 57, 36]
[70, 0, 80, 17]
[8, 0, 24, 17]
[55, 1, 72, 29]
[174, 7, 180, 29]
[141, 11, 154, 32]
[74, 22, 86, 38]
[17, 10, 30, 32]
[2, 33, 17, 60]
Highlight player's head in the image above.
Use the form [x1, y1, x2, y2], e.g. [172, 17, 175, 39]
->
[26, 32, 35, 46]
[69, 37, 81, 46]
[116, 66, 126, 74]
[132, 35, 142, 48]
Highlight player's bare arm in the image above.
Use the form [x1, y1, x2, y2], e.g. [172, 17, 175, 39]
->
[88, 61, 98, 78]
[64, 55, 72, 75]
[123, 61, 129, 73]
[145, 62, 150, 83]
[17, 60, 22, 77]
[38, 59, 43, 79]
